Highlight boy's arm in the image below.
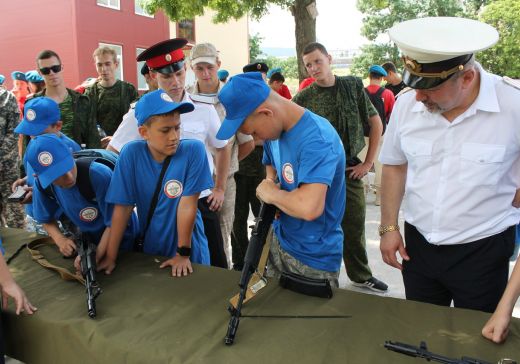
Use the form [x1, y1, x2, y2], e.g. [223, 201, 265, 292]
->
[256, 180, 327, 221]
[159, 193, 200, 277]
[43, 220, 77, 257]
[482, 258, 520, 343]
[207, 143, 231, 211]
[0, 253, 36, 315]
[98, 204, 134, 274]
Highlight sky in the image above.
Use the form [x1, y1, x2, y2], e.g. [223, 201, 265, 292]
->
[249, 0, 368, 51]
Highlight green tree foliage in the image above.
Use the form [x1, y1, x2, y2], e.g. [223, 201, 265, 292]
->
[265, 56, 299, 79]
[249, 33, 265, 61]
[350, 0, 480, 77]
[478, 0, 520, 77]
[140, 0, 316, 81]
[140, 0, 294, 22]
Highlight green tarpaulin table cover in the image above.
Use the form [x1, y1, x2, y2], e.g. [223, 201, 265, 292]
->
[1, 228, 519, 364]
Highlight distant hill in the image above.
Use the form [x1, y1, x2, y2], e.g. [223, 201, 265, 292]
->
[260, 47, 296, 58]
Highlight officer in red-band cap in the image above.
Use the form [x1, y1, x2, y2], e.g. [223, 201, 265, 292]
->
[107, 38, 232, 270]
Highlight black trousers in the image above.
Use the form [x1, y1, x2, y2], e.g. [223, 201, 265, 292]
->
[198, 196, 228, 269]
[0, 315, 4, 364]
[231, 173, 263, 270]
[402, 222, 515, 313]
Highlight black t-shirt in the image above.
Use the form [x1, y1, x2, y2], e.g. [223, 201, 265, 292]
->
[385, 81, 406, 97]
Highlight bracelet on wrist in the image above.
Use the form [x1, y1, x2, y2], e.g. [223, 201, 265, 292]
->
[378, 224, 400, 237]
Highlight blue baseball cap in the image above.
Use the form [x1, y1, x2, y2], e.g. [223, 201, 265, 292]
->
[0, 74, 4, 85]
[267, 67, 282, 79]
[217, 69, 229, 80]
[15, 97, 61, 136]
[134, 89, 194, 126]
[369, 65, 388, 77]
[216, 72, 270, 140]
[11, 71, 26, 82]
[25, 70, 44, 83]
[26, 134, 75, 189]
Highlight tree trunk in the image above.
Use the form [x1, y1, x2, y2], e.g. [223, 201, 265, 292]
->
[291, 0, 317, 82]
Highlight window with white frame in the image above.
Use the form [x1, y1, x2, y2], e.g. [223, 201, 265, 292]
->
[135, 0, 154, 17]
[97, 0, 120, 10]
[98, 43, 123, 81]
[136, 48, 148, 91]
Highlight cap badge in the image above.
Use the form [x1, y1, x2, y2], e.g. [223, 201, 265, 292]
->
[256, 64, 261, 70]
[404, 57, 422, 73]
[79, 207, 98, 222]
[164, 179, 183, 199]
[165, 54, 172, 62]
[26, 109, 36, 121]
[160, 93, 174, 102]
[38, 152, 53, 167]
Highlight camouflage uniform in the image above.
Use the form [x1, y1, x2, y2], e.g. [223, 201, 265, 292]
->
[231, 145, 265, 270]
[84, 80, 138, 135]
[0, 88, 25, 228]
[188, 82, 254, 268]
[32, 88, 100, 149]
[266, 228, 340, 288]
[292, 76, 378, 283]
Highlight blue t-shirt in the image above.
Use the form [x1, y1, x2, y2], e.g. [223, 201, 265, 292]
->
[263, 110, 346, 272]
[24, 133, 81, 217]
[106, 139, 213, 264]
[32, 161, 139, 249]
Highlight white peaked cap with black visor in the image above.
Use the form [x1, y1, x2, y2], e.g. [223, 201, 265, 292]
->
[388, 17, 499, 89]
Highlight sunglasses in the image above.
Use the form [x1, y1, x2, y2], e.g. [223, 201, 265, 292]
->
[39, 64, 62, 75]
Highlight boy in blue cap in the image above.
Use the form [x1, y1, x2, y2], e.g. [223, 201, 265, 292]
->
[217, 72, 346, 286]
[25, 70, 45, 95]
[26, 133, 139, 260]
[12, 97, 82, 234]
[100, 89, 212, 277]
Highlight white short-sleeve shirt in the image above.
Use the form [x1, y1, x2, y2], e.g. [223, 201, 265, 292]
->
[379, 65, 520, 245]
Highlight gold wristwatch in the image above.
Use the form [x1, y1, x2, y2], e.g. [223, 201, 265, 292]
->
[378, 224, 400, 237]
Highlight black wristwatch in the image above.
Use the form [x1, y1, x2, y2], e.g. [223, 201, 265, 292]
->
[176, 246, 191, 257]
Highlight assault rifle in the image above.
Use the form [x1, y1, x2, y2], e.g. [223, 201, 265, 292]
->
[225, 201, 277, 345]
[384, 341, 516, 364]
[77, 231, 102, 318]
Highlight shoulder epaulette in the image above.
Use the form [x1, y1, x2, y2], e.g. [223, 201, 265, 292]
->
[189, 93, 219, 105]
[503, 76, 520, 91]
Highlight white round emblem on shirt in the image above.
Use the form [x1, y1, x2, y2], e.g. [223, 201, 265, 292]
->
[282, 163, 294, 184]
[38, 152, 53, 167]
[161, 93, 174, 103]
[79, 207, 98, 222]
[164, 180, 183, 199]
[26, 109, 36, 121]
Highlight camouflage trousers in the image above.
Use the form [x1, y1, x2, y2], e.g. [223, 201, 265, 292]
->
[266, 228, 339, 288]
[0, 161, 25, 229]
[217, 175, 236, 269]
[342, 176, 373, 283]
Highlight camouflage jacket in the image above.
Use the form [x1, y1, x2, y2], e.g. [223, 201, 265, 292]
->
[84, 80, 138, 135]
[0, 88, 20, 168]
[32, 88, 100, 149]
[292, 76, 378, 159]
